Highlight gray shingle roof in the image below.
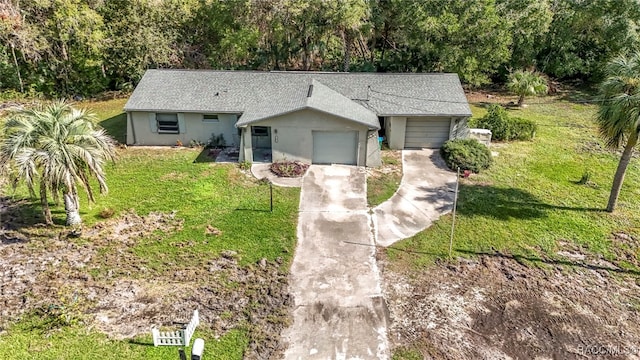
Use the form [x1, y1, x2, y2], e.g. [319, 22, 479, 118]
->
[124, 70, 472, 128]
[237, 79, 379, 128]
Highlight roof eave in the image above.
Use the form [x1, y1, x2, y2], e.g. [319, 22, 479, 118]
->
[236, 106, 381, 130]
[124, 108, 244, 114]
[377, 113, 472, 117]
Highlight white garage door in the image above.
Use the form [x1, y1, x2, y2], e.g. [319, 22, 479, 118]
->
[312, 131, 358, 165]
[404, 117, 452, 148]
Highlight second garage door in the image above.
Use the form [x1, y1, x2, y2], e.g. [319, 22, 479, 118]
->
[404, 117, 451, 148]
[312, 131, 358, 165]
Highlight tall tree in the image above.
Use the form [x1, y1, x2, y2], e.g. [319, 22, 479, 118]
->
[324, 0, 370, 71]
[22, 0, 108, 95]
[0, 101, 116, 225]
[0, 0, 49, 93]
[99, 0, 183, 89]
[538, 0, 640, 81]
[596, 53, 640, 212]
[497, 0, 553, 70]
[381, 0, 512, 86]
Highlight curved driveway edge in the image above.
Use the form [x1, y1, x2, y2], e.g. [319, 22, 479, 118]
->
[373, 149, 456, 247]
[283, 165, 389, 359]
[251, 163, 303, 187]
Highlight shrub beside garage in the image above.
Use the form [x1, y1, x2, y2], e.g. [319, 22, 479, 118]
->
[471, 104, 537, 141]
[440, 138, 493, 173]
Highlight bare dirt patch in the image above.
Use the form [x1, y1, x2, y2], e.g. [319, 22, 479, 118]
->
[0, 207, 292, 359]
[367, 150, 402, 180]
[381, 250, 640, 359]
[466, 90, 518, 106]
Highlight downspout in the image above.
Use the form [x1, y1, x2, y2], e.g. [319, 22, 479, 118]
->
[128, 112, 137, 144]
[238, 126, 245, 162]
[357, 131, 362, 166]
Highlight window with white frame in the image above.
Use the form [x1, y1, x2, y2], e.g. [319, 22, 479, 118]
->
[157, 113, 179, 133]
[202, 114, 219, 123]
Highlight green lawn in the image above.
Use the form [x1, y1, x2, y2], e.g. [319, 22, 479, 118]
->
[6, 99, 300, 269]
[387, 100, 640, 271]
[84, 147, 299, 270]
[82, 97, 129, 144]
[0, 99, 300, 359]
[0, 326, 248, 360]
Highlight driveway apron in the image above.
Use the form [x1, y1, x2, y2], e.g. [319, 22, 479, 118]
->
[283, 165, 389, 359]
[374, 149, 456, 247]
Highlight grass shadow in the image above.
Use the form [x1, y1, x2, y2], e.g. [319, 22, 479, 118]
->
[234, 208, 272, 213]
[456, 249, 640, 276]
[126, 339, 155, 347]
[99, 113, 126, 144]
[555, 85, 598, 104]
[455, 184, 604, 220]
[0, 232, 29, 245]
[194, 148, 218, 163]
[473, 101, 518, 109]
[1, 196, 49, 231]
[0, 195, 76, 237]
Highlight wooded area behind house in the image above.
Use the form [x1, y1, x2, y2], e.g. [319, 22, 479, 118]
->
[1, 0, 639, 97]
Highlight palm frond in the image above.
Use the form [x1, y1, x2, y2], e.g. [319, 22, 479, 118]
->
[0, 100, 117, 209]
[596, 52, 640, 149]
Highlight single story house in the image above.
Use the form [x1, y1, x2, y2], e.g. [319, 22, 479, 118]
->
[123, 70, 472, 166]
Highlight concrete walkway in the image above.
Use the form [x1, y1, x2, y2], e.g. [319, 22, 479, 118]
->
[283, 165, 389, 359]
[374, 149, 456, 247]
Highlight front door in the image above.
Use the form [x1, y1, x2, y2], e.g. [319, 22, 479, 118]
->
[251, 126, 272, 162]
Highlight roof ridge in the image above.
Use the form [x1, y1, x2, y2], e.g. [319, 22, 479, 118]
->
[125, 69, 472, 117]
[145, 68, 460, 76]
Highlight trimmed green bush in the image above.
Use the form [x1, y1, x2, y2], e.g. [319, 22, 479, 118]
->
[440, 139, 492, 173]
[470, 104, 537, 141]
[470, 104, 511, 140]
[510, 116, 537, 140]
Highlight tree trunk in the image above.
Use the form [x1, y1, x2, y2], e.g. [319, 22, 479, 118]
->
[64, 192, 82, 226]
[607, 132, 638, 212]
[517, 94, 525, 107]
[40, 179, 52, 225]
[10, 43, 24, 93]
[342, 30, 351, 72]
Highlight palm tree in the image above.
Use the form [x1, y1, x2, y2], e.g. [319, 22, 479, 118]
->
[507, 70, 549, 107]
[0, 101, 116, 225]
[596, 52, 640, 212]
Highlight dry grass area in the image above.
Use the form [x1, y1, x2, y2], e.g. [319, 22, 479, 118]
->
[0, 209, 292, 359]
[386, 95, 640, 359]
[382, 249, 640, 359]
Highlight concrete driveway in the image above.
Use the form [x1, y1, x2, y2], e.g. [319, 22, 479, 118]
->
[374, 149, 456, 247]
[283, 165, 389, 359]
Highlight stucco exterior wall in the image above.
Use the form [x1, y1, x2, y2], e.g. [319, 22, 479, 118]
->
[126, 111, 239, 146]
[244, 109, 372, 166]
[387, 116, 407, 149]
[366, 130, 382, 167]
[239, 127, 252, 162]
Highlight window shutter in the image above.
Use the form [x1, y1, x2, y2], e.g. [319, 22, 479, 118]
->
[178, 113, 186, 134]
[149, 113, 157, 133]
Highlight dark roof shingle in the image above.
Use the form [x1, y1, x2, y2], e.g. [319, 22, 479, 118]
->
[124, 70, 472, 127]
